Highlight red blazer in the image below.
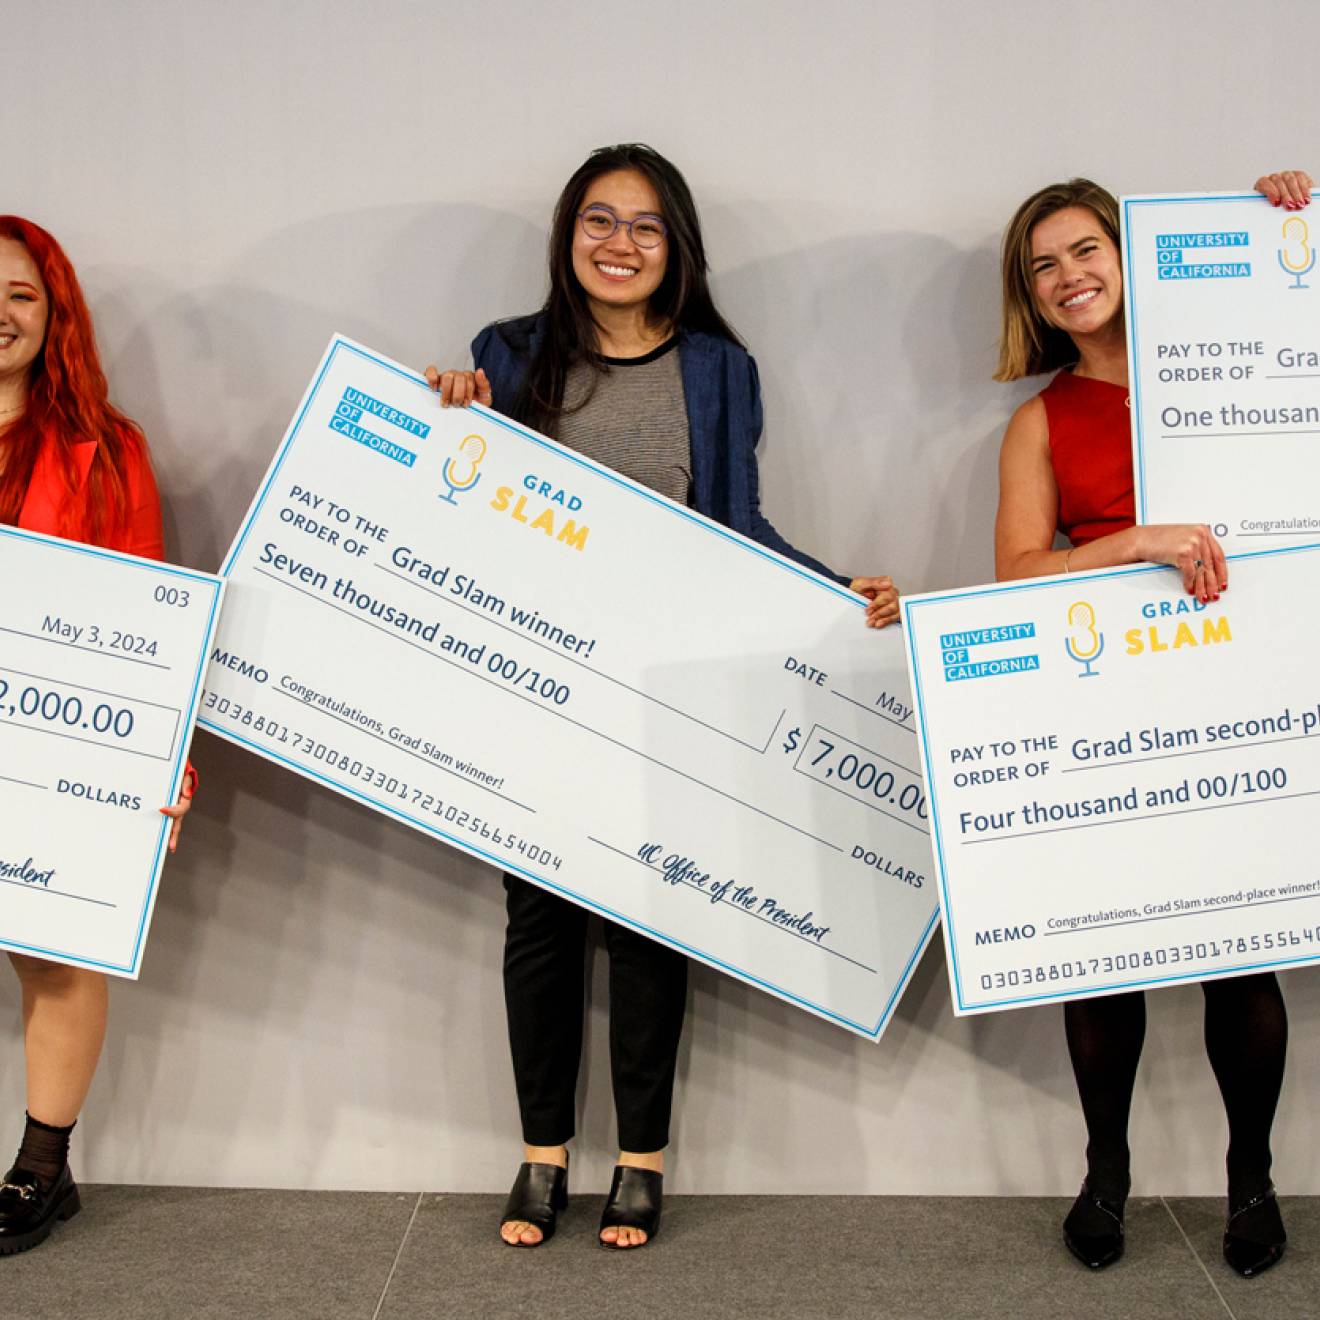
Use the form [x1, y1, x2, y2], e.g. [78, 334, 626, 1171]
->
[18, 434, 164, 557]
[17, 433, 195, 793]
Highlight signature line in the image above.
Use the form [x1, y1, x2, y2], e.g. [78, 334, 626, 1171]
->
[587, 836, 877, 974]
[0, 876, 117, 909]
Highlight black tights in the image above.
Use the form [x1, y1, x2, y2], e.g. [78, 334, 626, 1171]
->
[1064, 972, 1287, 1204]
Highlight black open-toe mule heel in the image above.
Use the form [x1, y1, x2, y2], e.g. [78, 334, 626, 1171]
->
[598, 1165, 662, 1250]
[500, 1160, 568, 1247]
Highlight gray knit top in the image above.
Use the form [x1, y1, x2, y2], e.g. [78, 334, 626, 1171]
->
[557, 339, 692, 506]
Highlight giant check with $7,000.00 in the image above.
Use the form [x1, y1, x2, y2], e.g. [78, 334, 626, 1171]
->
[199, 336, 939, 1040]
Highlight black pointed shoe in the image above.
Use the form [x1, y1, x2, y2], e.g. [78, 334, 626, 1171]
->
[500, 1160, 568, 1247]
[598, 1165, 662, 1249]
[1063, 1181, 1125, 1269]
[1223, 1186, 1286, 1277]
[0, 1164, 81, 1255]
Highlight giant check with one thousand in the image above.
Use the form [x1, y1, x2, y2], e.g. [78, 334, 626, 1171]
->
[1124, 190, 1320, 554]
[200, 336, 937, 1039]
[903, 550, 1320, 1014]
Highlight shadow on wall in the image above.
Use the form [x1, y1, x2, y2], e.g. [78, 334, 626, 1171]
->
[708, 221, 1039, 594]
[89, 202, 547, 576]
[91, 725, 513, 1183]
[87, 202, 1034, 598]
[671, 911, 1079, 1192]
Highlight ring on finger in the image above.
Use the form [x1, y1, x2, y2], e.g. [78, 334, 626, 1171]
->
[1193, 558, 1204, 568]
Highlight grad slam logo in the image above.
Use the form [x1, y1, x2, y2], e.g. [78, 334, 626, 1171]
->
[435, 428, 592, 552]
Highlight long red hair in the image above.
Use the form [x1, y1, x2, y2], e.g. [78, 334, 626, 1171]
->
[0, 216, 146, 540]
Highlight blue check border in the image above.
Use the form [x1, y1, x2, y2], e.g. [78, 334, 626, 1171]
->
[0, 524, 224, 976]
[204, 335, 931, 1040]
[903, 544, 1320, 1014]
[1122, 192, 1260, 526]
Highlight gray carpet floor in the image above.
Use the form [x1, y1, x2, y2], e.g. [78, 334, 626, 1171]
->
[6, 1187, 1317, 1320]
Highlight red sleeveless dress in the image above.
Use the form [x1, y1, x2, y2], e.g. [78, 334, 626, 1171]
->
[1040, 371, 1134, 545]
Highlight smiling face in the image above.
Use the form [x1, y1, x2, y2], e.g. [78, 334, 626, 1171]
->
[570, 168, 669, 318]
[0, 237, 49, 392]
[1028, 206, 1123, 341]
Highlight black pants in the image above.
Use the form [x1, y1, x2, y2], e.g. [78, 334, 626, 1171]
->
[503, 874, 688, 1152]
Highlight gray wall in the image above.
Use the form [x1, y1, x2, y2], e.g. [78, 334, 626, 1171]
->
[7, 0, 1319, 1194]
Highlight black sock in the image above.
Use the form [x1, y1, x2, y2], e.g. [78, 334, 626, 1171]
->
[11, 1113, 76, 1190]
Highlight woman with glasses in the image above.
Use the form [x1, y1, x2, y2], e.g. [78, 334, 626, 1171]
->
[0, 216, 194, 1255]
[427, 143, 897, 1250]
[992, 169, 1311, 1277]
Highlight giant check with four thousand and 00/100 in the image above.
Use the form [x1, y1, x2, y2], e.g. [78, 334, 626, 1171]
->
[0, 526, 223, 977]
[902, 549, 1320, 1015]
[198, 335, 938, 1040]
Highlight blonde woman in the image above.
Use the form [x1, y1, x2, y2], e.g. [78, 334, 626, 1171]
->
[992, 170, 1311, 1277]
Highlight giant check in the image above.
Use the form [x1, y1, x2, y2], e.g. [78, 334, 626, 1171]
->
[902, 548, 1320, 1014]
[200, 336, 937, 1039]
[1124, 191, 1320, 554]
[0, 527, 223, 976]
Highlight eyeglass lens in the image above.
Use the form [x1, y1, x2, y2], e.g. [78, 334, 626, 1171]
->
[579, 207, 666, 248]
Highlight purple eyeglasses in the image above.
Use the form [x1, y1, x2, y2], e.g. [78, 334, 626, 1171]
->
[577, 205, 668, 249]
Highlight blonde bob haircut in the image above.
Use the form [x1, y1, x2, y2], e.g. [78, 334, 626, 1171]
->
[994, 178, 1121, 381]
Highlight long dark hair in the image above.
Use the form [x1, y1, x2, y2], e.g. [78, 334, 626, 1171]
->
[510, 144, 743, 436]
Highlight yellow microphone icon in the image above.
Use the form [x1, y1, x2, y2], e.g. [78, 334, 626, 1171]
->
[1278, 217, 1315, 290]
[440, 433, 487, 505]
[1065, 601, 1104, 678]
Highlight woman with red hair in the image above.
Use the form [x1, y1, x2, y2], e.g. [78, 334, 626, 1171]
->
[0, 216, 194, 1255]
